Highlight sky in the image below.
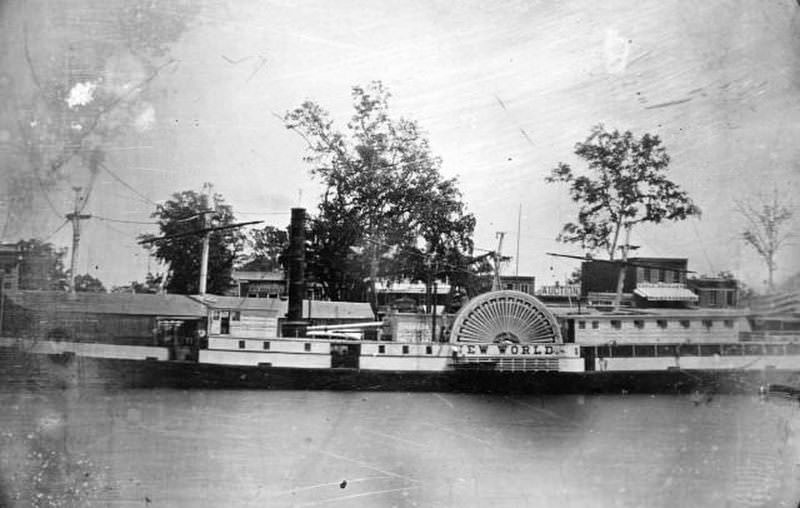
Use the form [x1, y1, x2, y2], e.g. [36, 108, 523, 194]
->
[2, 0, 799, 291]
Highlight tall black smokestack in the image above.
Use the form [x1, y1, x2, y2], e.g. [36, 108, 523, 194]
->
[283, 207, 307, 337]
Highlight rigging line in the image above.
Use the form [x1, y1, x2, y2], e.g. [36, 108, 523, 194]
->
[42, 220, 69, 242]
[98, 219, 132, 238]
[93, 215, 159, 225]
[98, 162, 159, 207]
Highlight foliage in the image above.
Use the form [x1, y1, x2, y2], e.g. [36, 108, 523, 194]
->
[74, 273, 106, 293]
[0, 0, 197, 238]
[111, 272, 164, 294]
[237, 225, 288, 272]
[547, 125, 701, 259]
[16, 239, 68, 290]
[139, 188, 244, 295]
[285, 81, 476, 301]
[735, 189, 794, 291]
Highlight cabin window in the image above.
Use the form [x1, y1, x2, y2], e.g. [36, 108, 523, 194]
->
[679, 320, 691, 329]
[610, 320, 622, 329]
[232, 311, 241, 321]
[613, 345, 634, 357]
[636, 345, 657, 357]
[699, 344, 720, 356]
[212, 311, 220, 320]
[744, 344, 764, 356]
[519, 284, 530, 294]
[656, 345, 677, 357]
[591, 321, 599, 329]
[378, 345, 386, 354]
[723, 320, 734, 328]
[402, 345, 410, 355]
[634, 320, 645, 329]
[578, 321, 586, 330]
[220, 311, 231, 334]
[702, 320, 713, 329]
[636, 267, 645, 282]
[304, 343, 311, 352]
[238, 340, 245, 349]
[764, 344, 785, 356]
[722, 344, 742, 356]
[656, 320, 668, 329]
[426, 345, 433, 355]
[263, 341, 270, 350]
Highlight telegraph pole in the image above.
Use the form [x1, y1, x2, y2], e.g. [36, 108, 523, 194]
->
[66, 187, 91, 293]
[198, 184, 211, 295]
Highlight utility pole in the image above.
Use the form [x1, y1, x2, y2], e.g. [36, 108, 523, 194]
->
[198, 183, 213, 295]
[612, 223, 632, 311]
[66, 187, 91, 293]
[492, 231, 506, 291]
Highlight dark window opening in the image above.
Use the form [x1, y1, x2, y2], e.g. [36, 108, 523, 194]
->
[634, 320, 645, 329]
[238, 340, 245, 349]
[699, 344, 720, 356]
[611, 320, 622, 329]
[722, 344, 742, 356]
[612, 345, 634, 357]
[426, 345, 433, 354]
[723, 320, 734, 328]
[764, 344, 785, 356]
[657, 345, 677, 356]
[304, 343, 311, 352]
[402, 345, 409, 355]
[680, 320, 691, 329]
[702, 320, 713, 329]
[578, 321, 586, 329]
[591, 321, 599, 329]
[263, 341, 270, 350]
[635, 345, 656, 357]
[378, 345, 386, 354]
[232, 311, 241, 321]
[744, 344, 764, 356]
[656, 320, 668, 329]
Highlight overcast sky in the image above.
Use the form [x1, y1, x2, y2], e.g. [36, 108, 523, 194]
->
[3, 0, 799, 290]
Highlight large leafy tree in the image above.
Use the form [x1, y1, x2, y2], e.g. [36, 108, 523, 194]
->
[285, 82, 476, 302]
[237, 225, 288, 272]
[547, 124, 701, 259]
[74, 273, 106, 293]
[16, 238, 69, 290]
[735, 189, 794, 292]
[139, 188, 244, 295]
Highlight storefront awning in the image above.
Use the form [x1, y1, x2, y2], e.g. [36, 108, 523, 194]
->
[634, 285, 698, 302]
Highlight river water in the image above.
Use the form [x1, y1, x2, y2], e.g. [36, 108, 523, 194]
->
[0, 388, 798, 507]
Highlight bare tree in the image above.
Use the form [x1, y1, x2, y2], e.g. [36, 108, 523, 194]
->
[735, 189, 795, 292]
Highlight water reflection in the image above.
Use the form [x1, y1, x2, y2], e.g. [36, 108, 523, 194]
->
[1, 388, 798, 507]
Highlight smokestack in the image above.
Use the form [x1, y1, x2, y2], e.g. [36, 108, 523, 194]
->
[283, 207, 307, 337]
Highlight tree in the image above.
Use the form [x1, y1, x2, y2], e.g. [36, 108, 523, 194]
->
[16, 239, 69, 290]
[74, 273, 106, 293]
[0, 1, 197, 239]
[547, 125, 701, 308]
[735, 189, 794, 292]
[285, 81, 476, 302]
[111, 272, 165, 294]
[139, 188, 244, 295]
[237, 225, 288, 272]
[547, 125, 701, 259]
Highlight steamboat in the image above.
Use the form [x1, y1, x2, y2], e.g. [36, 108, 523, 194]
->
[1, 209, 798, 394]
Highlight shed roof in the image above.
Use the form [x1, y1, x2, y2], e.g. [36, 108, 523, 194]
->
[3, 290, 206, 317]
